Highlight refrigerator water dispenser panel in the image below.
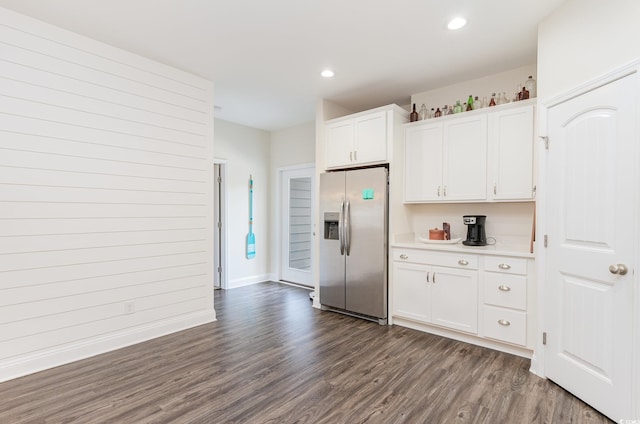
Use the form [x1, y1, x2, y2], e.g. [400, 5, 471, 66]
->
[324, 212, 340, 240]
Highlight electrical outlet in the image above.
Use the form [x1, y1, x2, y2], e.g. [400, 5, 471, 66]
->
[124, 301, 135, 315]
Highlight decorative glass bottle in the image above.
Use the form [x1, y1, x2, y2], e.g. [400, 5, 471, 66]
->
[453, 100, 463, 114]
[419, 104, 428, 120]
[466, 95, 474, 111]
[410, 103, 419, 122]
[489, 93, 497, 107]
[434, 107, 442, 118]
[524, 75, 537, 98]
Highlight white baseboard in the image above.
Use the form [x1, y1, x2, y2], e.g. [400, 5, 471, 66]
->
[0, 310, 215, 383]
[228, 274, 271, 289]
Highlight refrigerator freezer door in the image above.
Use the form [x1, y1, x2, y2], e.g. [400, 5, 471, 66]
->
[319, 171, 346, 310]
[345, 167, 388, 318]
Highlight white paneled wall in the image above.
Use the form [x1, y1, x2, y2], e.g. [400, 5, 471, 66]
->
[0, 8, 214, 381]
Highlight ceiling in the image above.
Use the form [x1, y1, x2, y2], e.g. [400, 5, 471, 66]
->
[0, 0, 565, 131]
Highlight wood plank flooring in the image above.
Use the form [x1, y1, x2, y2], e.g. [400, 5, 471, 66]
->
[0, 281, 612, 423]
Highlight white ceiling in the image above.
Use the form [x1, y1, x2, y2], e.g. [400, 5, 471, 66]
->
[0, 0, 565, 131]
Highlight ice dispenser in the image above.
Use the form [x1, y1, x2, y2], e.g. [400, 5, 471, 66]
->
[324, 212, 339, 240]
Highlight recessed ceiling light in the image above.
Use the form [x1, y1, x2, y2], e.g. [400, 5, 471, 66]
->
[321, 69, 335, 78]
[447, 17, 467, 30]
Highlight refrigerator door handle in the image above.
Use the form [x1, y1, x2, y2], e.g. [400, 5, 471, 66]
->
[338, 199, 345, 255]
[345, 200, 351, 256]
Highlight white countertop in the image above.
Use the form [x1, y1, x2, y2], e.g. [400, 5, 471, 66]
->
[392, 233, 535, 259]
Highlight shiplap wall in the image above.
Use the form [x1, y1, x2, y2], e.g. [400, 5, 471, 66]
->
[0, 8, 215, 381]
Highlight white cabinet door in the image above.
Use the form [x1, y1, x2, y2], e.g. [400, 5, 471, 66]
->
[392, 262, 430, 323]
[430, 265, 478, 334]
[353, 111, 387, 165]
[488, 105, 534, 200]
[443, 115, 487, 201]
[326, 120, 354, 169]
[404, 123, 443, 202]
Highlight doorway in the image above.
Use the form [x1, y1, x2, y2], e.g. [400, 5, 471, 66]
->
[279, 165, 315, 287]
[543, 70, 636, 421]
[213, 162, 227, 290]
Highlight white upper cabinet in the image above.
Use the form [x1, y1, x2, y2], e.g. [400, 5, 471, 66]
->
[487, 104, 535, 200]
[325, 108, 398, 169]
[403, 100, 535, 203]
[404, 114, 487, 202]
[326, 111, 386, 168]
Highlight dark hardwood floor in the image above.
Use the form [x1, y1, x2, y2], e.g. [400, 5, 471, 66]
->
[0, 281, 612, 423]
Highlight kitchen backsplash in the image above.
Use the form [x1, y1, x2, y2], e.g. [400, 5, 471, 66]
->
[407, 202, 535, 243]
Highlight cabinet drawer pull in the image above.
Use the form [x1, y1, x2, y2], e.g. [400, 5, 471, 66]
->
[498, 263, 511, 270]
[498, 319, 511, 326]
[498, 285, 511, 292]
[458, 259, 469, 266]
[399, 254, 408, 260]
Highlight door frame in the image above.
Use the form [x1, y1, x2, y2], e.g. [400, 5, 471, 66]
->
[536, 59, 640, 419]
[276, 163, 316, 286]
[214, 159, 229, 290]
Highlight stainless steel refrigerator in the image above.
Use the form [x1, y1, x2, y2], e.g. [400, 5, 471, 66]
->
[319, 166, 388, 324]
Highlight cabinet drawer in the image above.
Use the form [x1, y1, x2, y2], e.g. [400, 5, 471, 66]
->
[483, 306, 526, 346]
[484, 256, 527, 275]
[483, 273, 527, 310]
[393, 249, 478, 270]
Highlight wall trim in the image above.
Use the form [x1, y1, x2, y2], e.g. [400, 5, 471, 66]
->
[0, 310, 215, 383]
[228, 274, 272, 289]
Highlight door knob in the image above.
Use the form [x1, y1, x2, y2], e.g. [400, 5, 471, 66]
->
[609, 264, 628, 275]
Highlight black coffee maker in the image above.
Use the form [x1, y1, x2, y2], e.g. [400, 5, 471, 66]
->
[462, 215, 487, 246]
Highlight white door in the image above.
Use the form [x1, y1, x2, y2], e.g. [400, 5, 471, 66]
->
[545, 72, 636, 421]
[404, 123, 443, 202]
[443, 115, 487, 201]
[280, 166, 315, 286]
[353, 111, 387, 164]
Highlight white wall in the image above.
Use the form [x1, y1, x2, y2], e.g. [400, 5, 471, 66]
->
[538, 0, 640, 99]
[269, 122, 315, 279]
[0, 8, 215, 382]
[214, 119, 270, 288]
[411, 64, 537, 113]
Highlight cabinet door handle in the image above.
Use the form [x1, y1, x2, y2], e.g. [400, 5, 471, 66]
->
[349, 151, 353, 162]
[443, 186, 447, 196]
[493, 184, 497, 195]
[498, 263, 511, 270]
[437, 186, 441, 197]
[498, 285, 511, 292]
[399, 254, 408, 260]
[426, 272, 430, 283]
[354, 150, 357, 161]
[498, 319, 511, 326]
[433, 272, 436, 284]
[458, 259, 469, 266]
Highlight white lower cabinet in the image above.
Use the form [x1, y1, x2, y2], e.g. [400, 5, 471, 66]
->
[392, 247, 533, 355]
[392, 250, 478, 335]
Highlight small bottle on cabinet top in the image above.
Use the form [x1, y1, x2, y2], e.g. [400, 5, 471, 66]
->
[524, 75, 537, 98]
[474, 96, 482, 109]
[453, 100, 463, 114]
[489, 93, 496, 107]
[434, 107, 442, 118]
[418, 104, 428, 120]
[466, 95, 474, 111]
[410, 103, 419, 122]
[429, 108, 435, 118]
